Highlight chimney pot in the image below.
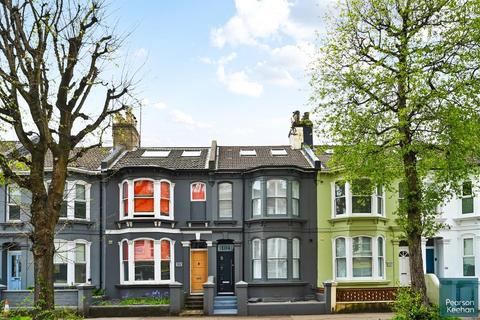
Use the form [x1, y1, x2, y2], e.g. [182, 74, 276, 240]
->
[112, 108, 140, 151]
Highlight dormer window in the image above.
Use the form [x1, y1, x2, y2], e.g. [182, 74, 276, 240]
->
[240, 149, 257, 157]
[182, 150, 201, 157]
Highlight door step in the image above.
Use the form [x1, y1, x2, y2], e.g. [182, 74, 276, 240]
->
[213, 295, 237, 315]
[184, 295, 204, 310]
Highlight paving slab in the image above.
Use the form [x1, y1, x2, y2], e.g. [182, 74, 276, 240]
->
[89, 312, 394, 320]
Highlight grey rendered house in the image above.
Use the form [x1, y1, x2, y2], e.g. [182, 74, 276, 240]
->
[0, 111, 322, 310]
[0, 144, 108, 291]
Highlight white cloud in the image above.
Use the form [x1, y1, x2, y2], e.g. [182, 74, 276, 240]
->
[153, 102, 167, 110]
[215, 53, 263, 97]
[170, 109, 212, 129]
[255, 62, 295, 87]
[211, 0, 291, 48]
[270, 42, 314, 70]
[134, 48, 148, 59]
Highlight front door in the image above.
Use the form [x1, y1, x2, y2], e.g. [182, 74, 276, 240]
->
[398, 247, 411, 286]
[217, 242, 234, 294]
[426, 247, 435, 274]
[7, 251, 22, 290]
[190, 250, 208, 294]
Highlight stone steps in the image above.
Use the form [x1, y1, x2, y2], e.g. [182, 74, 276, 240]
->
[213, 295, 237, 315]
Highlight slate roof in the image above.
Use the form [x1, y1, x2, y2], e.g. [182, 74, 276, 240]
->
[217, 145, 313, 170]
[111, 147, 210, 170]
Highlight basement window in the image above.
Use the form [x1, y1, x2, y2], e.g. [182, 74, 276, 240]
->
[142, 150, 170, 157]
[240, 149, 257, 157]
[181, 150, 202, 157]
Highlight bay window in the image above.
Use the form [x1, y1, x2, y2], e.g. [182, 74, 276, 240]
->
[267, 179, 287, 215]
[267, 238, 287, 279]
[60, 184, 68, 218]
[54, 240, 90, 285]
[252, 180, 262, 216]
[218, 182, 233, 218]
[335, 238, 347, 278]
[134, 180, 154, 213]
[292, 238, 300, 279]
[55, 181, 90, 220]
[120, 238, 174, 284]
[7, 185, 21, 221]
[334, 236, 384, 280]
[462, 181, 474, 214]
[252, 239, 262, 279]
[134, 240, 155, 281]
[332, 180, 384, 217]
[463, 238, 475, 276]
[160, 181, 171, 216]
[352, 179, 372, 214]
[292, 181, 300, 216]
[120, 179, 174, 219]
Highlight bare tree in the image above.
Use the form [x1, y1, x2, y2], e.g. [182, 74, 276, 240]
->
[0, 0, 135, 314]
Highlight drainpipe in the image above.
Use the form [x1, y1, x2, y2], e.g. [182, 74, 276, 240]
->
[99, 176, 103, 289]
[241, 172, 245, 282]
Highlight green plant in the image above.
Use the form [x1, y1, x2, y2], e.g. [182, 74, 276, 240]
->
[92, 288, 106, 297]
[119, 297, 169, 305]
[393, 288, 459, 320]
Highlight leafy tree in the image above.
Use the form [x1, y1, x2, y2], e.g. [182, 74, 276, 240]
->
[311, 0, 480, 302]
[0, 0, 134, 315]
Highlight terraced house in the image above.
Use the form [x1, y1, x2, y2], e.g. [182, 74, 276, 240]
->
[0, 112, 323, 315]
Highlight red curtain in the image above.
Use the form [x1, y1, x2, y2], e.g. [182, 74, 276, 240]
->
[161, 240, 170, 260]
[134, 240, 154, 261]
[160, 182, 170, 215]
[134, 180, 154, 212]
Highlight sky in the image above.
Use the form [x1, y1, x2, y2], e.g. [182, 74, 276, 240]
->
[105, 0, 337, 147]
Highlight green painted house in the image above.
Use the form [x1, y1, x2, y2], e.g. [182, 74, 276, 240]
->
[316, 160, 409, 304]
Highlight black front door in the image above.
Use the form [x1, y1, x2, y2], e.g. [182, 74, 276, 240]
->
[217, 242, 234, 293]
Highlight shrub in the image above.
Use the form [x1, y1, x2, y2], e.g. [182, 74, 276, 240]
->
[392, 288, 459, 320]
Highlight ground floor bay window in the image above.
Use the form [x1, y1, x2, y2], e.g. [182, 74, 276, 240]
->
[53, 240, 91, 285]
[120, 238, 174, 284]
[334, 236, 385, 280]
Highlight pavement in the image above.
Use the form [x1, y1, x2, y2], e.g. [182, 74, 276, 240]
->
[89, 313, 394, 320]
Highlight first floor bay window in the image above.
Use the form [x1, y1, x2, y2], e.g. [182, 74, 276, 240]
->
[121, 238, 174, 284]
[121, 179, 174, 219]
[332, 179, 384, 217]
[134, 180, 154, 213]
[334, 236, 384, 280]
[267, 238, 287, 279]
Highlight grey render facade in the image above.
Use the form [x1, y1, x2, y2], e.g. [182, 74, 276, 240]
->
[0, 115, 321, 303]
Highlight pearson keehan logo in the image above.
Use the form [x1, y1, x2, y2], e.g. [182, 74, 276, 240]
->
[440, 278, 478, 317]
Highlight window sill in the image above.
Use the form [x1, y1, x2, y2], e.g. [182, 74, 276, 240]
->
[245, 217, 307, 225]
[328, 215, 387, 225]
[453, 215, 480, 223]
[213, 220, 237, 225]
[58, 219, 95, 227]
[334, 279, 390, 285]
[116, 219, 176, 229]
[248, 281, 308, 287]
[186, 220, 210, 228]
[116, 283, 172, 288]
[0, 221, 24, 228]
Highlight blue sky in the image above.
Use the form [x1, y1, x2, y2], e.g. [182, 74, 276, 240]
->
[106, 0, 336, 147]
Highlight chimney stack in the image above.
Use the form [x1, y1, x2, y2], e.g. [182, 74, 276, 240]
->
[288, 111, 313, 149]
[112, 108, 140, 151]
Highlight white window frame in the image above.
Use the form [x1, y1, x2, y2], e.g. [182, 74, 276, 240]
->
[252, 180, 262, 217]
[54, 239, 91, 286]
[292, 238, 300, 279]
[331, 180, 385, 218]
[334, 237, 347, 279]
[218, 182, 233, 219]
[266, 237, 288, 279]
[119, 237, 175, 285]
[266, 179, 287, 216]
[252, 238, 262, 280]
[332, 236, 385, 281]
[6, 184, 22, 222]
[461, 180, 475, 215]
[462, 236, 476, 277]
[292, 181, 300, 216]
[119, 179, 174, 221]
[73, 181, 90, 220]
[190, 182, 206, 202]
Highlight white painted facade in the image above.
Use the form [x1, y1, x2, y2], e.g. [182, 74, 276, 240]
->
[422, 182, 480, 280]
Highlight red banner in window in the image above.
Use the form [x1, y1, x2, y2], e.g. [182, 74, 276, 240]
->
[134, 240, 154, 261]
[134, 180, 153, 196]
[134, 198, 154, 212]
[161, 240, 170, 260]
[191, 182, 206, 201]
